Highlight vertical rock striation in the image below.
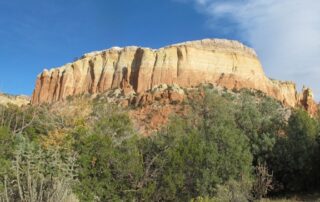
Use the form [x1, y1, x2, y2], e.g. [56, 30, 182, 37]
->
[31, 39, 317, 112]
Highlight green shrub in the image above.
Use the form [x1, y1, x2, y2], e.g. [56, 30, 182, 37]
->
[140, 91, 253, 201]
[235, 92, 285, 165]
[0, 135, 76, 202]
[74, 103, 143, 201]
[271, 109, 320, 191]
[0, 127, 14, 196]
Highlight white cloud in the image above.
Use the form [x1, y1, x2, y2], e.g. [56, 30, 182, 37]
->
[184, 0, 320, 99]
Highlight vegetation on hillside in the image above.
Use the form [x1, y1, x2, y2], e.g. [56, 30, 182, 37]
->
[0, 88, 319, 201]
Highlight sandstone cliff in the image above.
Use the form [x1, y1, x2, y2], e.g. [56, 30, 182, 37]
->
[31, 39, 316, 113]
[0, 93, 30, 106]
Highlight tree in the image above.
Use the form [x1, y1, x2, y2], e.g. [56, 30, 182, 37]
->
[271, 109, 319, 191]
[0, 135, 77, 202]
[74, 103, 144, 201]
[0, 127, 14, 200]
[141, 90, 253, 201]
[252, 163, 273, 199]
[235, 91, 285, 165]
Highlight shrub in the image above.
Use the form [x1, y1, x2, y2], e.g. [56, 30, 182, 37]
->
[211, 179, 252, 202]
[0, 127, 14, 198]
[252, 163, 273, 199]
[235, 92, 285, 165]
[271, 109, 320, 191]
[0, 135, 76, 202]
[141, 91, 253, 201]
[73, 103, 143, 201]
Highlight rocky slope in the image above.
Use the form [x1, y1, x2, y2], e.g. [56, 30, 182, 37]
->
[0, 93, 30, 106]
[31, 39, 317, 114]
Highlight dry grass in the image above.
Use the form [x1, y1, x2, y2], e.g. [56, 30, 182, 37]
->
[261, 193, 320, 202]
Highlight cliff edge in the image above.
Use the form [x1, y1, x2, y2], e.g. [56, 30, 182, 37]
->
[0, 93, 30, 106]
[31, 39, 317, 114]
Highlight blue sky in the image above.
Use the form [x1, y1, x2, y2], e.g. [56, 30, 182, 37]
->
[0, 0, 319, 99]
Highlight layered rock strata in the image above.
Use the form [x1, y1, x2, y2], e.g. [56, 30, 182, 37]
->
[31, 39, 316, 113]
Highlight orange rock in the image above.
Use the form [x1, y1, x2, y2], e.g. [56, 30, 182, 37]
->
[300, 87, 318, 116]
[31, 39, 317, 114]
[169, 91, 184, 104]
[118, 99, 130, 108]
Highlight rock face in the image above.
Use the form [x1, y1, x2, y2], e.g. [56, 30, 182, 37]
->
[300, 87, 318, 115]
[31, 39, 316, 111]
[0, 93, 30, 106]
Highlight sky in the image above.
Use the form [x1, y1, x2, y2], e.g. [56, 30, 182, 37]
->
[0, 0, 319, 99]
